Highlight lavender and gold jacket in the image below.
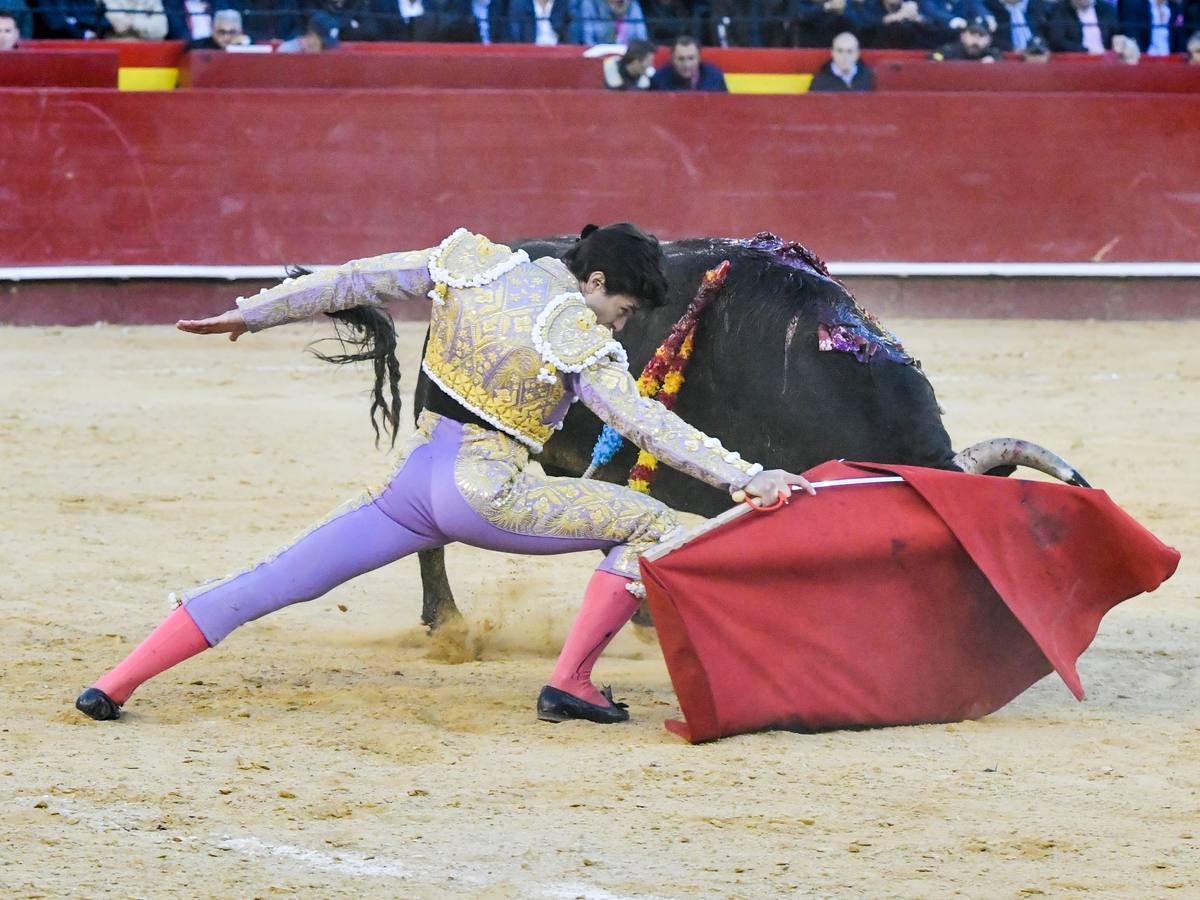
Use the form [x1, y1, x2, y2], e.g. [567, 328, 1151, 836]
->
[235, 229, 763, 491]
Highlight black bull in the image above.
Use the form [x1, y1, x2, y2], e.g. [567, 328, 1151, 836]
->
[413, 235, 961, 629]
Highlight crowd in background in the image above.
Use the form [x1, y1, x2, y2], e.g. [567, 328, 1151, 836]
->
[1, 0, 1198, 53]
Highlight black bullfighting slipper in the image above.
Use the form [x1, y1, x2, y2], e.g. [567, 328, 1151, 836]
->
[536, 684, 630, 724]
[75, 687, 122, 721]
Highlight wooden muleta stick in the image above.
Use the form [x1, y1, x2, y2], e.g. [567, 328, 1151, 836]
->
[644, 477, 905, 562]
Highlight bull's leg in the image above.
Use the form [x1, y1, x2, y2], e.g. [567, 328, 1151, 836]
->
[418, 547, 461, 631]
[631, 600, 655, 628]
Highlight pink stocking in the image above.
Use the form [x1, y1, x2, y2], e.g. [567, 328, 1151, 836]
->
[549, 570, 640, 707]
[92, 605, 211, 705]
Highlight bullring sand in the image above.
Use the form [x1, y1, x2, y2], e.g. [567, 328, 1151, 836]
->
[0, 318, 1195, 897]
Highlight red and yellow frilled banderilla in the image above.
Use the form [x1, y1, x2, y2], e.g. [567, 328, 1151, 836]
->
[584, 260, 732, 492]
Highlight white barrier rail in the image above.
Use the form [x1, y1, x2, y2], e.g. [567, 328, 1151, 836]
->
[2, 262, 1200, 282]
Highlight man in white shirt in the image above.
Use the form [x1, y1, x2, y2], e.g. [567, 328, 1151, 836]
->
[1116, 0, 1185, 55]
[1047, 0, 1117, 53]
[508, 0, 571, 43]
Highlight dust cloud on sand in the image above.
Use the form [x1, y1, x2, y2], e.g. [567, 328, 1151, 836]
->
[0, 319, 1196, 898]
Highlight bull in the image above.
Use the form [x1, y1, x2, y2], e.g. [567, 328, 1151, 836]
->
[411, 233, 1087, 630]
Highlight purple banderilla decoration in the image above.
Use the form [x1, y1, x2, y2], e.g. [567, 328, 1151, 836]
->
[743, 231, 912, 367]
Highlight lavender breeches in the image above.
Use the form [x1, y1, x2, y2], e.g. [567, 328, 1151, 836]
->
[182, 415, 678, 645]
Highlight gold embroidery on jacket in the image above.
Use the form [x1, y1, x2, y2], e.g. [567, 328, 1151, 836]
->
[423, 251, 587, 450]
[448, 418, 678, 579]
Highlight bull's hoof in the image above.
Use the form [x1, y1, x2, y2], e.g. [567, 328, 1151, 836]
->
[422, 605, 463, 635]
[536, 685, 629, 724]
[75, 687, 122, 721]
[631, 600, 655, 628]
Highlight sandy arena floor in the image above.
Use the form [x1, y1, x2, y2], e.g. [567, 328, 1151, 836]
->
[0, 318, 1196, 898]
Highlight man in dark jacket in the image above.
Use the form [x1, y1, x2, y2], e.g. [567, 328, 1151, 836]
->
[506, 0, 571, 43]
[305, 0, 383, 41]
[1046, 0, 1118, 52]
[930, 14, 1003, 57]
[33, 0, 104, 37]
[650, 34, 728, 90]
[809, 31, 876, 90]
[373, 0, 478, 40]
[186, 8, 254, 46]
[603, 39, 656, 88]
[219, 0, 301, 42]
[1117, 0, 1188, 54]
[981, 0, 1049, 50]
[847, 0, 945, 49]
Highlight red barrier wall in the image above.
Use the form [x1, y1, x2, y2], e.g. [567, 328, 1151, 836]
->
[874, 60, 1200, 92]
[180, 49, 1200, 91]
[179, 49, 603, 89]
[338, 41, 932, 71]
[0, 51, 119, 88]
[2, 88, 1197, 265]
[23, 39, 186, 67]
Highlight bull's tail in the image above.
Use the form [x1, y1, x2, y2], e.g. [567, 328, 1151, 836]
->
[952, 438, 1091, 488]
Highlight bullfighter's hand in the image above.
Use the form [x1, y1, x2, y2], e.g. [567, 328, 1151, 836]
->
[177, 309, 249, 342]
[736, 469, 815, 507]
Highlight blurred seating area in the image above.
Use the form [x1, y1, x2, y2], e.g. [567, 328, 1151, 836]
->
[3, 0, 1198, 52]
[2, 0, 1198, 93]
[4, 37, 1199, 95]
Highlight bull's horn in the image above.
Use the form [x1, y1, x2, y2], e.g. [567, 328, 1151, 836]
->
[952, 438, 1091, 488]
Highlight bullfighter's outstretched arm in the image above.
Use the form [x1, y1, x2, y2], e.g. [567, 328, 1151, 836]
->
[574, 358, 764, 492]
[234, 250, 436, 333]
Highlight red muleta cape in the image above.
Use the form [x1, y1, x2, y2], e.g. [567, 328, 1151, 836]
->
[640, 460, 1180, 743]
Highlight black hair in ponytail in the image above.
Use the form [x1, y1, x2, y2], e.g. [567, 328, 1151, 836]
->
[289, 266, 403, 448]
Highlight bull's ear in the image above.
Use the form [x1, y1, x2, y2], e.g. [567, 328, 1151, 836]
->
[579, 224, 599, 239]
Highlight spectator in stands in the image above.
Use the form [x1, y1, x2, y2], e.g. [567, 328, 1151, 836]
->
[1022, 31, 1051, 57]
[1190, 29, 1200, 61]
[0, 0, 30, 41]
[1110, 30, 1142, 59]
[278, 8, 340, 47]
[809, 31, 877, 88]
[375, 0, 479, 40]
[226, 0, 302, 42]
[602, 37, 655, 86]
[472, 0, 494, 42]
[981, 0, 1048, 50]
[373, 0, 434, 39]
[650, 33, 729, 88]
[579, 0, 649, 45]
[508, 0, 572, 42]
[439, 0, 486, 40]
[1118, 0, 1188, 54]
[710, 0, 791, 45]
[189, 7, 252, 45]
[848, 0, 943, 49]
[306, 0, 382, 40]
[789, 0, 856, 49]
[930, 14, 1002, 57]
[103, 0, 171, 39]
[35, 0, 105, 37]
[923, 0, 983, 45]
[643, 0, 696, 44]
[0, 9, 20, 47]
[165, 0, 213, 42]
[1046, 0, 1118, 52]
